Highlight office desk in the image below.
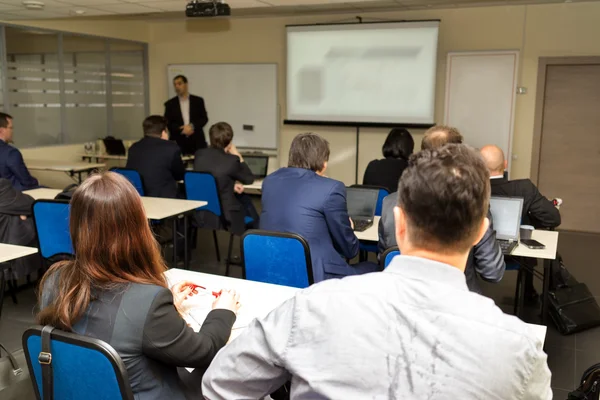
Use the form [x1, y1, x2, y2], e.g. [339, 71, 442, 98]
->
[81, 153, 194, 167]
[508, 230, 559, 324]
[244, 179, 263, 195]
[27, 159, 106, 184]
[0, 243, 38, 264]
[23, 189, 207, 270]
[354, 216, 380, 242]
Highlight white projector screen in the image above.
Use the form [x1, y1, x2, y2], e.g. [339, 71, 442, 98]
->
[286, 21, 439, 125]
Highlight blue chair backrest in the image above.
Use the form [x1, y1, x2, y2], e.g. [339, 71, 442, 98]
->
[32, 200, 73, 259]
[375, 188, 390, 216]
[184, 171, 221, 216]
[382, 247, 400, 269]
[242, 230, 313, 288]
[111, 168, 144, 196]
[22, 326, 134, 400]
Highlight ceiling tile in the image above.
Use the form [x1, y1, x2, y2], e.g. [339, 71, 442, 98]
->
[133, 0, 181, 10]
[0, 8, 63, 17]
[0, 2, 23, 10]
[51, 5, 113, 15]
[93, 2, 162, 13]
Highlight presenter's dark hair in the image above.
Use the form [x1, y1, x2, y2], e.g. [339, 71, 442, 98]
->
[398, 144, 489, 253]
[209, 122, 234, 149]
[143, 115, 167, 137]
[382, 128, 414, 160]
[173, 75, 188, 84]
[0, 112, 13, 129]
[288, 133, 330, 172]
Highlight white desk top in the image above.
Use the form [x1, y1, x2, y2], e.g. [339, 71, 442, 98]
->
[244, 179, 263, 192]
[510, 230, 559, 260]
[0, 243, 38, 263]
[355, 216, 380, 242]
[141, 197, 206, 220]
[27, 159, 106, 172]
[23, 188, 62, 200]
[79, 153, 194, 162]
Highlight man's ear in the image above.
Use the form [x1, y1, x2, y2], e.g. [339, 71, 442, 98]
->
[474, 216, 490, 246]
[393, 206, 407, 247]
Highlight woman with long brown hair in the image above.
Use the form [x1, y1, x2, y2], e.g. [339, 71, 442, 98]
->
[37, 172, 240, 399]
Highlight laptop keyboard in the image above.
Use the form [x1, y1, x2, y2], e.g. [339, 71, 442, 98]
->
[353, 219, 373, 232]
[498, 240, 518, 254]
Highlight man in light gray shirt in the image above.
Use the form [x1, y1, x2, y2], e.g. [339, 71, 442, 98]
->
[202, 144, 552, 399]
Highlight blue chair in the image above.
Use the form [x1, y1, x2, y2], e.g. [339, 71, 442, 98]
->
[32, 200, 74, 262]
[185, 171, 248, 275]
[242, 230, 313, 288]
[22, 326, 134, 400]
[110, 168, 145, 196]
[350, 185, 390, 261]
[381, 247, 400, 269]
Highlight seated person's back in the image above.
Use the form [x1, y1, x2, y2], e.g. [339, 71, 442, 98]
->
[203, 144, 552, 400]
[260, 133, 379, 282]
[480, 145, 561, 229]
[0, 112, 39, 191]
[363, 128, 414, 193]
[194, 122, 255, 235]
[37, 172, 240, 400]
[126, 115, 184, 198]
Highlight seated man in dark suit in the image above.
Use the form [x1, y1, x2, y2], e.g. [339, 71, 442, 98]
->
[126, 115, 185, 199]
[480, 144, 561, 301]
[260, 133, 379, 283]
[379, 125, 505, 294]
[0, 112, 40, 191]
[194, 122, 258, 235]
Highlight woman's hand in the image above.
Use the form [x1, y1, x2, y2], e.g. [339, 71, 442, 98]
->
[212, 289, 241, 315]
[170, 281, 196, 312]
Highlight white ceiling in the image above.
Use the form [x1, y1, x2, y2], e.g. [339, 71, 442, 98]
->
[0, 0, 591, 20]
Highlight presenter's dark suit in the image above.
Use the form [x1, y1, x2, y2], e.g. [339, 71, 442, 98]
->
[0, 139, 39, 191]
[41, 274, 235, 400]
[164, 95, 208, 155]
[194, 147, 256, 235]
[126, 136, 185, 199]
[260, 167, 377, 283]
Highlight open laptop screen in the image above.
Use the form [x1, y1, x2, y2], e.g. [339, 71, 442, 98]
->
[489, 196, 524, 241]
[346, 188, 378, 219]
[244, 156, 269, 179]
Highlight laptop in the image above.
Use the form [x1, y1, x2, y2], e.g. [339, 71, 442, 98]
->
[244, 155, 269, 179]
[103, 137, 126, 156]
[489, 196, 524, 255]
[346, 187, 378, 232]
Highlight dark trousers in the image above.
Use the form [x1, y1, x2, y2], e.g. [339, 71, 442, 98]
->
[236, 193, 260, 229]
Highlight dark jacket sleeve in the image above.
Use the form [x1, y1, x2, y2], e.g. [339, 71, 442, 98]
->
[378, 193, 397, 255]
[142, 288, 236, 368]
[362, 161, 375, 186]
[525, 180, 561, 228]
[472, 210, 505, 283]
[164, 99, 182, 142]
[7, 149, 39, 190]
[232, 159, 255, 185]
[323, 181, 359, 259]
[191, 96, 208, 130]
[0, 179, 34, 216]
[170, 147, 186, 181]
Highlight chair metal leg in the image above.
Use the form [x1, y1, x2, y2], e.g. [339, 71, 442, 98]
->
[225, 234, 234, 277]
[514, 268, 526, 318]
[7, 278, 17, 305]
[213, 231, 221, 262]
[0, 272, 6, 320]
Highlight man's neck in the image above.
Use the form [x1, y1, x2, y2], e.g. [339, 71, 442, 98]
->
[179, 93, 189, 100]
[401, 248, 468, 273]
[490, 172, 504, 179]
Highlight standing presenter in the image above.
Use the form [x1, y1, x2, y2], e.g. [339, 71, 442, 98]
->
[164, 75, 209, 155]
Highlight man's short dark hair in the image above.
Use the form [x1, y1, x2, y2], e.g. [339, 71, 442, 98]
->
[398, 144, 489, 253]
[382, 128, 414, 160]
[288, 133, 330, 172]
[0, 112, 13, 129]
[143, 115, 167, 137]
[173, 75, 188, 84]
[421, 125, 463, 150]
[209, 122, 234, 149]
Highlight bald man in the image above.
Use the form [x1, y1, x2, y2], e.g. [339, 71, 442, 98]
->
[480, 145, 561, 303]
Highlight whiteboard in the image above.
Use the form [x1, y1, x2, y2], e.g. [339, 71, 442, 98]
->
[444, 51, 519, 176]
[167, 63, 278, 149]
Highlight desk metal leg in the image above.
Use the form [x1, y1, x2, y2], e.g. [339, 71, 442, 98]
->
[172, 218, 178, 268]
[184, 215, 189, 270]
[541, 259, 551, 324]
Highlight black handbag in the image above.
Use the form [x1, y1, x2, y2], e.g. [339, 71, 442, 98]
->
[0, 343, 35, 400]
[549, 282, 600, 335]
[568, 363, 600, 400]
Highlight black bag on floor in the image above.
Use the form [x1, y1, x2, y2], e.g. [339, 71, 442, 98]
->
[568, 363, 600, 400]
[54, 184, 78, 201]
[548, 256, 600, 335]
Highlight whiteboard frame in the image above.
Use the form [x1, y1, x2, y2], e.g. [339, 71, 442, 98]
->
[167, 62, 279, 150]
[444, 50, 519, 178]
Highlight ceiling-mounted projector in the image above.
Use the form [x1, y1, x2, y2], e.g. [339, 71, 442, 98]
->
[186, 0, 230, 17]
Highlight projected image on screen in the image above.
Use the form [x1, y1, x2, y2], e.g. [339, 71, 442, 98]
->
[287, 21, 439, 125]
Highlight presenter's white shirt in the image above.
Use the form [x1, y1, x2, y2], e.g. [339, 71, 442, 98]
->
[179, 95, 190, 126]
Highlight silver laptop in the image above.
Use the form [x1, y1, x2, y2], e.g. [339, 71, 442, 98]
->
[489, 196, 524, 254]
[346, 187, 378, 232]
